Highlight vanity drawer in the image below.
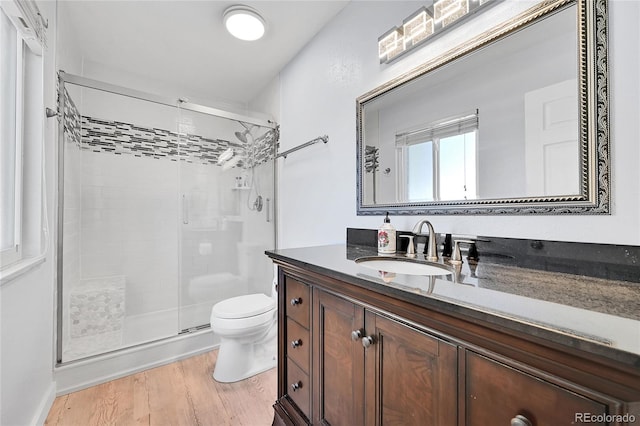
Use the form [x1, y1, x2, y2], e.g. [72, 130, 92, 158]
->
[286, 317, 310, 372]
[287, 357, 311, 420]
[465, 351, 607, 426]
[285, 277, 310, 328]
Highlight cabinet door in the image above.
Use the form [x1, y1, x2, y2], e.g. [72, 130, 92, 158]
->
[364, 312, 458, 426]
[313, 289, 365, 426]
[465, 351, 608, 426]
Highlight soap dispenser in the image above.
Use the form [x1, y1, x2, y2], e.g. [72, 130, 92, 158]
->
[377, 212, 396, 254]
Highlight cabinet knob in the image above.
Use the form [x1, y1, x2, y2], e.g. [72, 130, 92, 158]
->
[362, 336, 375, 348]
[351, 329, 363, 341]
[511, 415, 532, 426]
[291, 339, 302, 348]
[290, 297, 302, 306]
[291, 381, 302, 392]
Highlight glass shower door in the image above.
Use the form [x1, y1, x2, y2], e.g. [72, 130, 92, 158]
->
[59, 82, 181, 362]
[176, 107, 276, 332]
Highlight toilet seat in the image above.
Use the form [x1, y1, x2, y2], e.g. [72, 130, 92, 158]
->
[212, 293, 275, 319]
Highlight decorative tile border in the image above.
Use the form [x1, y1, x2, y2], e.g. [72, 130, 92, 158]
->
[364, 145, 379, 173]
[81, 117, 277, 167]
[62, 88, 82, 146]
[60, 88, 277, 168]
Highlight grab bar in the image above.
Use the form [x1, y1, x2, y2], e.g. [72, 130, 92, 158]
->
[276, 135, 328, 159]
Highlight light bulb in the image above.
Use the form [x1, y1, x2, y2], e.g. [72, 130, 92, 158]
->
[223, 6, 265, 41]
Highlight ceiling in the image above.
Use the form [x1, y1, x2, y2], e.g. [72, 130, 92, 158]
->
[58, 1, 350, 106]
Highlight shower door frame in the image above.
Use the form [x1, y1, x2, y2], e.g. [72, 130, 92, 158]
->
[56, 71, 279, 365]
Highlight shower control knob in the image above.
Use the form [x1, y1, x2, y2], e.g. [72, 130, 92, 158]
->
[291, 339, 302, 348]
[290, 297, 302, 306]
[291, 381, 302, 392]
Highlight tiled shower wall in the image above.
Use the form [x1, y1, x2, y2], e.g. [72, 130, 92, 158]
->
[79, 150, 180, 318]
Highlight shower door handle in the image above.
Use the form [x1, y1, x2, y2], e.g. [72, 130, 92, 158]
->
[266, 198, 271, 223]
[182, 194, 189, 225]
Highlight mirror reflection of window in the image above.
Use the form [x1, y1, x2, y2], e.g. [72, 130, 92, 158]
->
[406, 141, 434, 201]
[397, 111, 478, 202]
[440, 131, 477, 200]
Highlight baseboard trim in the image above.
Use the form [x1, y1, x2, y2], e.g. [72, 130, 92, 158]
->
[32, 382, 57, 426]
[55, 329, 219, 395]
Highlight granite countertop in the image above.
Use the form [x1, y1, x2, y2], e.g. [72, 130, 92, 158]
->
[266, 244, 640, 367]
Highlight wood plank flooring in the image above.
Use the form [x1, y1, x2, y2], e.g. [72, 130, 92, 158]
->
[45, 350, 277, 426]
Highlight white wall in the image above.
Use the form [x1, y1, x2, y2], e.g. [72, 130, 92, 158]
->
[274, 0, 640, 248]
[0, 0, 58, 423]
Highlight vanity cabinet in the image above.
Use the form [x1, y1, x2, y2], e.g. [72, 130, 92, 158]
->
[312, 288, 364, 425]
[272, 262, 637, 426]
[313, 289, 457, 426]
[361, 306, 458, 425]
[464, 350, 607, 425]
[278, 277, 312, 423]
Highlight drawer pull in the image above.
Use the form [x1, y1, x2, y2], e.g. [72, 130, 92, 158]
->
[291, 381, 302, 392]
[362, 336, 375, 348]
[291, 339, 302, 348]
[351, 329, 363, 341]
[511, 415, 532, 426]
[290, 297, 302, 306]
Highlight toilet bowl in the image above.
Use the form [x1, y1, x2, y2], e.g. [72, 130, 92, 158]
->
[210, 292, 277, 383]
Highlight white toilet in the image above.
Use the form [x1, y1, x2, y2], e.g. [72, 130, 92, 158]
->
[210, 288, 277, 383]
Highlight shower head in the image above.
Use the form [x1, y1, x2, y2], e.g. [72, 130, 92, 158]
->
[235, 122, 256, 144]
[235, 130, 249, 144]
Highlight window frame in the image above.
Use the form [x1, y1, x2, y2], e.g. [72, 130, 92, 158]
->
[0, 8, 25, 268]
[396, 112, 479, 203]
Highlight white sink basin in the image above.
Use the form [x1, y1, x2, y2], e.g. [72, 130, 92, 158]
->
[355, 257, 453, 276]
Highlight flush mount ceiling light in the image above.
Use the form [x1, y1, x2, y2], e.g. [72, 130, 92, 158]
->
[223, 5, 266, 41]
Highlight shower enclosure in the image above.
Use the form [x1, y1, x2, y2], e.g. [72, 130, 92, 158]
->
[57, 72, 277, 363]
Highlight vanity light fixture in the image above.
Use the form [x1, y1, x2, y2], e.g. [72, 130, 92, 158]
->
[378, 27, 404, 62]
[402, 7, 434, 50]
[223, 5, 265, 41]
[434, 0, 470, 27]
[378, 0, 493, 64]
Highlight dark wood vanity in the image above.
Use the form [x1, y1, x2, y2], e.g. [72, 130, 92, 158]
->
[267, 245, 640, 426]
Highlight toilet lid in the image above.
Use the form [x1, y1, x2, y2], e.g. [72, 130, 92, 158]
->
[212, 293, 276, 319]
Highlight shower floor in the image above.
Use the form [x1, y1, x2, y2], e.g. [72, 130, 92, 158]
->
[62, 304, 208, 362]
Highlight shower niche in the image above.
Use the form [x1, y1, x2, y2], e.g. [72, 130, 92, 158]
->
[57, 73, 278, 363]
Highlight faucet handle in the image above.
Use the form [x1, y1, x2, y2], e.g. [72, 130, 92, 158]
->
[442, 233, 453, 257]
[399, 235, 416, 258]
[449, 239, 477, 265]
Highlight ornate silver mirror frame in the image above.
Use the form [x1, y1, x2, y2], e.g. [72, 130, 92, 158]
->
[356, 0, 609, 215]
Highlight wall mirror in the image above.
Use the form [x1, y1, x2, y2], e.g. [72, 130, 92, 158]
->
[356, 0, 609, 215]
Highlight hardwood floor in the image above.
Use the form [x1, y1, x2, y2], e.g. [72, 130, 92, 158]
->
[45, 350, 277, 426]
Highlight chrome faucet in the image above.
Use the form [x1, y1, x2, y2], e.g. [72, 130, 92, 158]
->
[411, 219, 438, 262]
